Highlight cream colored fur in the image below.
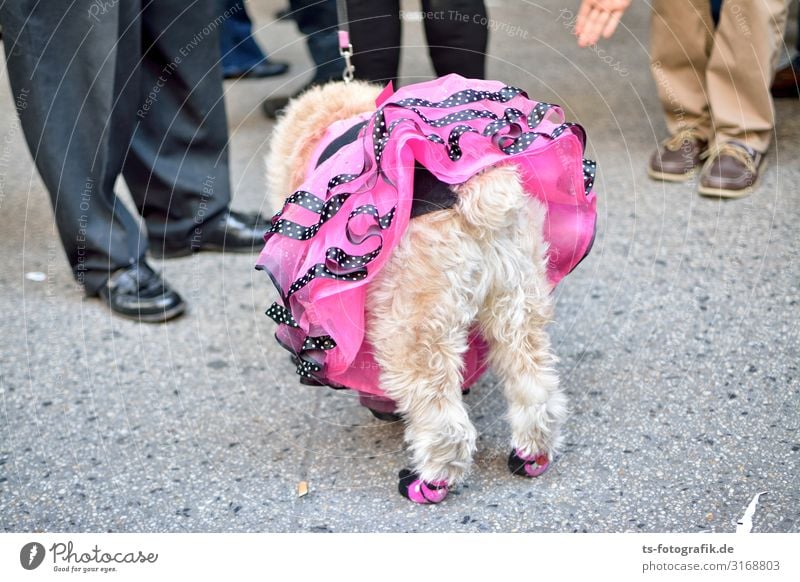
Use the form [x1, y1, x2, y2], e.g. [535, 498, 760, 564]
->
[266, 82, 568, 488]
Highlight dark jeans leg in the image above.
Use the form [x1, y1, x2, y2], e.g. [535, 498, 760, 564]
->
[219, 0, 267, 74]
[346, 0, 401, 85]
[421, 0, 487, 79]
[0, 0, 147, 294]
[711, 0, 722, 25]
[123, 1, 232, 252]
[291, 0, 343, 84]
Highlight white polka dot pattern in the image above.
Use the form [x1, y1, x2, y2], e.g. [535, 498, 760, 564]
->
[265, 303, 300, 328]
[302, 336, 337, 351]
[583, 159, 597, 193]
[270, 193, 350, 241]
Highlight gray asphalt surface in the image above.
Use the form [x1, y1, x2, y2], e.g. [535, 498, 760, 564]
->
[1, 1, 798, 533]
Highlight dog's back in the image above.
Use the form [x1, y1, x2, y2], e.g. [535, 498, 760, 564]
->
[266, 82, 382, 214]
[266, 81, 551, 277]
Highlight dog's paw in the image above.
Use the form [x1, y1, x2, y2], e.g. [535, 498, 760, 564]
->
[507, 449, 551, 478]
[398, 469, 449, 504]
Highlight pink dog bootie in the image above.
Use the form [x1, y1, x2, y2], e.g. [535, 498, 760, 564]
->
[398, 469, 449, 504]
[508, 449, 551, 478]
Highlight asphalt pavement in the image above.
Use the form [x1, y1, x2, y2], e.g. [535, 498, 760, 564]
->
[1, 1, 798, 533]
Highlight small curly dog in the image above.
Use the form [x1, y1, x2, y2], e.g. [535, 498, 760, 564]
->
[260, 75, 596, 504]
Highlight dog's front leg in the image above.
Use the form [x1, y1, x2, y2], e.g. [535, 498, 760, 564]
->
[366, 219, 482, 504]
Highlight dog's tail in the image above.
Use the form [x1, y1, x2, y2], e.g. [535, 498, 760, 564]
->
[452, 164, 547, 239]
[266, 81, 382, 214]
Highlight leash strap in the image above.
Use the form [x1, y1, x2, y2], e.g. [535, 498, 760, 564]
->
[336, 0, 355, 82]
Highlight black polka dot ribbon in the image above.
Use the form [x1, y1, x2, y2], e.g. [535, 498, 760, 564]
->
[286, 204, 395, 298]
[269, 192, 351, 241]
[325, 245, 382, 273]
[446, 124, 481, 161]
[266, 303, 300, 328]
[402, 107, 500, 129]
[495, 131, 541, 156]
[296, 358, 322, 378]
[348, 204, 396, 229]
[583, 159, 597, 193]
[371, 86, 526, 162]
[288, 263, 368, 297]
[370, 99, 585, 168]
[328, 173, 360, 190]
[482, 108, 525, 137]
[342, 206, 395, 247]
[302, 335, 337, 351]
[272, 329, 329, 383]
[390, 86, 526, 110]
[296, 335, 336, 382]
[551, 122, 586, 149]
[283, 190, 325, 213]
[527, 102, 555, 128]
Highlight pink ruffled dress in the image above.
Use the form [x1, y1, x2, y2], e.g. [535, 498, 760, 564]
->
[256, 75, 597, 407]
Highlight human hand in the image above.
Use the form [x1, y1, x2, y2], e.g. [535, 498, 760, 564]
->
[574, 0, 631, 47]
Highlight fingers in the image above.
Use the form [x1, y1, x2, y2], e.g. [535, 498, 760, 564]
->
[574, 0, 628, 47]
[575, 0, 594, 36]
[602, 10, 623, 39]
[588, 8, 610, 45]
[578, 7, 610, 47]
[599, 0, 631, 11]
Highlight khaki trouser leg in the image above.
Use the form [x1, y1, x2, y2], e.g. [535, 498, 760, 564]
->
[650, 0, 715, 140]
[707, 0, 789, 152]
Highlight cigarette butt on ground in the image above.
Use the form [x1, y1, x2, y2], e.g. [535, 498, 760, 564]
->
[297, 481, 309, 497]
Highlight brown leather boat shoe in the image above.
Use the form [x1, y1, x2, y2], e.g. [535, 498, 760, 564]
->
[771, 56, 799, 99]
[648, 129, 708, 182]
[698, 141, 763, 199]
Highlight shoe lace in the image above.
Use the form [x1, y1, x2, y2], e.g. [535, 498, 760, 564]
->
[663, 127, 706, 151]
[700, 142, 758, 174]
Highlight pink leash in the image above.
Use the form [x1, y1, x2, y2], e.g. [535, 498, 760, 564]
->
[336, 0, 355, 82]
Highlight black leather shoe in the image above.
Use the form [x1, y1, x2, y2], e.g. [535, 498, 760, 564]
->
[98, 263, 186, 323]
[200, 209, 270, 253]
[261, 95, 291, 119]
[223, 60, 289, 80]
[152, 210, 270, 259]
[262, 81, 324, 119]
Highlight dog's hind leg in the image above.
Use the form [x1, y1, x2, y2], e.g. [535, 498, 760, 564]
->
[366, 212, 483, 503]
[476, 198, 568, 479]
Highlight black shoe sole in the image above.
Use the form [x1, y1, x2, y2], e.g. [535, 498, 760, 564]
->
[149, 243, 261, 260]
[149, 247, 194, 260]
[99, 298, 187, 323]
[223, 64, 290, 80]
